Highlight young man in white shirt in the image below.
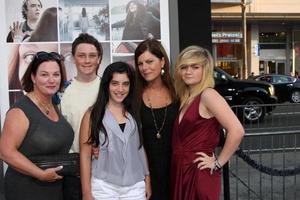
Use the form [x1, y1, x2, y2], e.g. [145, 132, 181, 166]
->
[60, 33, 103, 200]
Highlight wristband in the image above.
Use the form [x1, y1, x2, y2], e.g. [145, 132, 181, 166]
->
[215, 158, 222, 169]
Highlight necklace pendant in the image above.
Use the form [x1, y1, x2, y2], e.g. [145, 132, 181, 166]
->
[156, 132, 161, 139]
[45, 110, 50, 115]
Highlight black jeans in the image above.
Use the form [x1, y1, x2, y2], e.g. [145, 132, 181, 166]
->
[63, 176, 82, 200]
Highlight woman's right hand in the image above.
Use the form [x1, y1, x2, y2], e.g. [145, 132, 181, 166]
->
[38, 166, 63, 182]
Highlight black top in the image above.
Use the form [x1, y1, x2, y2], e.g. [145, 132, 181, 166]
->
[4, 95, 74, 200]
[141, 101, 179, 200]
[119, 123, 126, 132]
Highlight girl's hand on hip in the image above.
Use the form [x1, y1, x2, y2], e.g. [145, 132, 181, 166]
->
[194, 152, 215, 170]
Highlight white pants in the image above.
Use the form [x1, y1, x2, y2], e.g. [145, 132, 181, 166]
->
[91, 177, 146, 200]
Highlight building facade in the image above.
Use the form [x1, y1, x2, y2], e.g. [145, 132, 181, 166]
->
[211, 0, 300, 78]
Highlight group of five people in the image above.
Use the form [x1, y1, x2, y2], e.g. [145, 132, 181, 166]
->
[0, 33, 244, 200]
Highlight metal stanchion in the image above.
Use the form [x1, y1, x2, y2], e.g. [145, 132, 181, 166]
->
[223, 162, 230, 200]
[218, 129, 230, 200]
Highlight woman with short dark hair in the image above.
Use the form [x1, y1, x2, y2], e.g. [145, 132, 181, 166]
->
[0, 51, 74, 200]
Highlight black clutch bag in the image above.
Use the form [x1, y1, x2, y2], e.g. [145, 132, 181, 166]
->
[30, 153, 80, 176]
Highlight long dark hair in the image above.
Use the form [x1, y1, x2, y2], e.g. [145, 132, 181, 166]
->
[29, 7, 58, 42]
[134, 38, 177, 105]
[125, 1, 146, 25]
[88, 62, 142, 147]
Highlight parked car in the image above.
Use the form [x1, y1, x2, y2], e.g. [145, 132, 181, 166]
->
[249, 74, 300, 103]
[214, 67, 277, 123]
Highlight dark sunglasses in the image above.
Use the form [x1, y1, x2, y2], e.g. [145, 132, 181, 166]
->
[35, 51, 61, 61]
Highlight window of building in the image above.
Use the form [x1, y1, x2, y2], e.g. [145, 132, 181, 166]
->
[259, 32, 286, 43]
[216, 43, 242, 60]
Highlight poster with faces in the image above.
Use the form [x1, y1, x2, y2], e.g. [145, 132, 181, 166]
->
[0, 0, 169, 192]
[0, 0, 169, 122]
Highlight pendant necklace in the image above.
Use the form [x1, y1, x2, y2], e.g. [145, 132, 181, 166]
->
[147, 96, 168, 139]
[33, 93, 53, 115]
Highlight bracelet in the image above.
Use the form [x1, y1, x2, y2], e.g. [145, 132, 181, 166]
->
[215, 158, 222, 169]
[210, 160, 221, 175]
[210, 155, 223, 175]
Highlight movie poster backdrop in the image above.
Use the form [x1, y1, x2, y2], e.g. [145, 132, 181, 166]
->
[0, 0, 167, 109]
[0, 0, 169, 186]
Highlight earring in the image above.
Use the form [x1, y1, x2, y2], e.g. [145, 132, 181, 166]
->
[161, 67, 165, 76]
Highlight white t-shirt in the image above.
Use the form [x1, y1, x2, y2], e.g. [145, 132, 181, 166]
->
[60, 77, 100, 153]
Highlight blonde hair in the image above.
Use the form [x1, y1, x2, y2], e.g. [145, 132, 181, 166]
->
[174, 46, 215, 109]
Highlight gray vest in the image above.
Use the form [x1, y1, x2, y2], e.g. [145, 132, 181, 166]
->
[92, 109, 149, 186]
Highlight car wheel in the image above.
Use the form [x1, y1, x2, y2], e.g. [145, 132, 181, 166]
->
[239, 97, 265, 123]
[290, 90, 300, 103]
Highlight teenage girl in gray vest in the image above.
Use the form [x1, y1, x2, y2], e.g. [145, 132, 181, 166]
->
[80, 62, 151, 200]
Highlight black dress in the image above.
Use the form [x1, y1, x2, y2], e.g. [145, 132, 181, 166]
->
[141, 101, 179, 200]
[4, 96, 74, 200]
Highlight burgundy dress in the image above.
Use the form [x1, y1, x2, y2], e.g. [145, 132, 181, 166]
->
[171, 95, 221, 200]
